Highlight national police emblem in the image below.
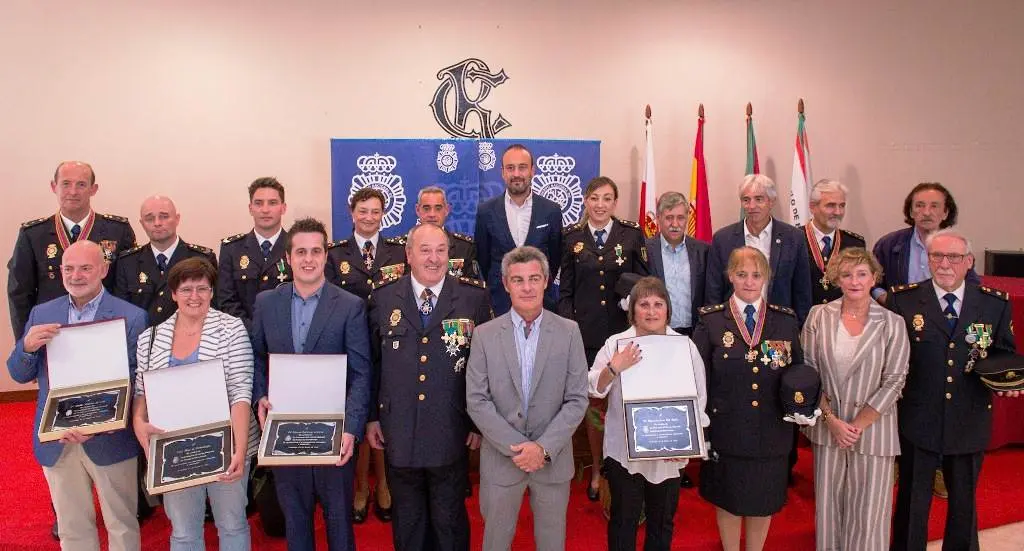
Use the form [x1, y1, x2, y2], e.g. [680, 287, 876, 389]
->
[478, 142, 496, 171]
[436, 143, 459, 173]
[350, 153, 407, 229]
[532, 154, 584, 227]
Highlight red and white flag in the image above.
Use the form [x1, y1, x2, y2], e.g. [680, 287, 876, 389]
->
[639, 107, 658, 238]
[789, 99, 812, 226]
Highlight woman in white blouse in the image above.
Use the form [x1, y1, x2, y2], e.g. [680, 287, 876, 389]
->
[801, 247, 909, 551]
[589, 276, 708, 551]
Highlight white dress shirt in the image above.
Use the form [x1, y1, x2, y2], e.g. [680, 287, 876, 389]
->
[588, 220, 613, 245]
[152, 237, 180, 262]
[933, 281, 966, 316]
[255, 228, 283, 250]
[744, 218, 774, 263]
[353, 231, 380, 255]
[504, 192, 533, 247]
[61, 212, 91, 234]
[411, 275, 446, 306]
[811, 224, 836, 252]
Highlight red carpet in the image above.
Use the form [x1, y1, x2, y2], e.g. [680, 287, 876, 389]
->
[2, 400, 1023, 550]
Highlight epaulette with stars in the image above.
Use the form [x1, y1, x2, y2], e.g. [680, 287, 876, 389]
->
[840, 228, 865, 242]
[20, 216, 49, 229]
[616, 218, 642, 231]
[562, 221, 586, 235]
[698, 303, 726, 316]
[117, 245, 145, 259]
[457, 276, 486, 289]
[384, 236, 407, 246]
[891, 283, 919, 294]
[100, 213, 130, 224]
[328, 239, 348, 249]
[979, 286, 1009, 301]
[187, 242, 214, 255]
[450, 231, 474, 243]
[221, 233, 246, 245]
[769, 304, 796, 317]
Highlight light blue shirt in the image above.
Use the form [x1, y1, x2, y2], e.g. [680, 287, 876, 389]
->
[661, 236, 693, 329]
[291, 283, 324, 353]
[168, 347, 200, 367]
[908, 229, 931, 284]
[67, 289, 105, 324]
[510, 308, 543, 417]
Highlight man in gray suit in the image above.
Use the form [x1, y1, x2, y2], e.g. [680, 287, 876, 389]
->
[466, 246, 589, 551]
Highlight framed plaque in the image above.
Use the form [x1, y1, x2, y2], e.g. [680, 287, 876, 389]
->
[38, 318, 131, 442]
[257, 354, 347, 466]
[144, 359, 231, 494]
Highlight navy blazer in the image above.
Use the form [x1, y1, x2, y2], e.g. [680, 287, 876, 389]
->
[645, 235, 710, 329]
[872, 227, 980, 293]
[474, 193, 563, 314]
[7, 291, 147, 467]
[705, 218, 812, 325]
[250, 282, 373, 440]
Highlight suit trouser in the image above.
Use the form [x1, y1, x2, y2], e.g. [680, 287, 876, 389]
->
[479, 468, 571, 551]
[42, 444, 139, 551]
[812, 444, 894, 551]
[891, 438, 983, 551]
[387, 454, 469, 551]
[603, 457, 681, 551]
[273, 463, 355, 551]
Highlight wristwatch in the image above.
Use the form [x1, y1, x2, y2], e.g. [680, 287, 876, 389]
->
[607, 363, 618, 377]
[542, 446, 551, 463]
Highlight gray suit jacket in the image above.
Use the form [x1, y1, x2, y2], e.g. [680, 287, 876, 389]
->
[466, 309, 589, 486]
[645, 235, 709, 328]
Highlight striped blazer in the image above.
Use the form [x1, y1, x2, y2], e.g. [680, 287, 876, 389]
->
[801, 299, 910, 457]
[135, 308, 260, 457]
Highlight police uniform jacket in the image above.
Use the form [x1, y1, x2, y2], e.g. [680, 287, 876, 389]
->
[446, 230, 479, 279]
[693, 301, 804, 458]
[557, 218, 649, 351]
[368, 273, 493, 469]
[7, 212, 136, 338]
[215, 230, 291, 326]
[325, 235, 407, 301]
[113, 240, 217, 326]
[799, 226, 866, 305]
[887, 281, 1015, 455]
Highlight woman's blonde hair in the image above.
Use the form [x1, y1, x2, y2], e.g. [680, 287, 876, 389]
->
[725, 246, 771, 281]
[824, 247, 883, 285]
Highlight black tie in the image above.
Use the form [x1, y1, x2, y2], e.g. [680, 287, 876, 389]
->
[70, 224, 81, 243]
[821, 235, 833, 259]
[943, 293, 958, 331]
[744, 304, 756, 335]
[595, 229, 606, 248]
[260, 240, 272, 260]
[156, 253, 168, 273]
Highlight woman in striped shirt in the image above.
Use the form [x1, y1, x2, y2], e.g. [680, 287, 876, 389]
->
[132, 257, 258, 551]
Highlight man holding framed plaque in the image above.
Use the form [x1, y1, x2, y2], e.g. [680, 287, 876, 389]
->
[7, 240, 148, 551]
[251, 217, 372, 551]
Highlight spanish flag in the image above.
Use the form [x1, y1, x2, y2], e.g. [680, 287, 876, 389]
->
[687, 105, 712, 241]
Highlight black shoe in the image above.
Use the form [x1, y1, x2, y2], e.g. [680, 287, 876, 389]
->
[51, 520, 59, 541]
[373, 497, 393, 523]
[680, 473, 693, 489]
[586, 483, 600, 502]
[788, 471, 796, 487]
[137, 500, 154, 523]
[465, 484, 472, 498]
[352, 503, 368, 524]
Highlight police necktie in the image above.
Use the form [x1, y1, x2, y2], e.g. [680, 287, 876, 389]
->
[156, 253, 168, 273]
[821, 235, 833, 260]
[419, 288, 434, 327]
[943, 293, 958, 331]
[362, 240, 374, 271]
[595, 229, 606, 248]
[70, 224, 81, 243]
[744, 304, 756, 335]
[260, 240, 272, 260]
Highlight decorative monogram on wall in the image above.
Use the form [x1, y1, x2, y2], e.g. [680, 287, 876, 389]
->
[431, 58, 511, 138]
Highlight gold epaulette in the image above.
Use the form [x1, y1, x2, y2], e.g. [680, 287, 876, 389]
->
[891, 283, 919, 294]
[841, 228, 865, 242]
[117, 244, 144, 258]
[21, 216, 49, 229]
[699, 303, 726, 316]
[384, 236, 407, 246]
[769, 304, 796, 317]
[458, 276, 486, 289]
[562, 221, 586, 235]
[617, 218, 642, 230]
[328, 239, 348, 249]
[100, 213, 130, 224]
[450, 231, 474, 243]
[221, 233, 246, 245]
[980, 286, 1009, 301]
[187, 242, 214, 255]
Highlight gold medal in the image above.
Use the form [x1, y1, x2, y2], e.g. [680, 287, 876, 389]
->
[390, 309, 402, 327]
[912, 314, 924, 332]
[745, 349, 758, 362]
[573, 242, 584, 254]
[820, 275, 829, 290]
[239, 255, 250, 269]
[46, 243, 57, 259]
[794, 391, 805, 404]
[340, 261, 350, 275]
[722, 331, 735, 348]
[139, 272, 148, 284]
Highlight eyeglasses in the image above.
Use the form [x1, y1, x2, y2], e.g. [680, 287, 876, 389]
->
[176, 286, 213, 296]
[928, 253, 968, 265]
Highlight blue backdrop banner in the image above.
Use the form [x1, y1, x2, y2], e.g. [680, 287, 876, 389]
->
[330, 139, 600, 240]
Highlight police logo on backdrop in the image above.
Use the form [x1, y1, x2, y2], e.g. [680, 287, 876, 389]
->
[349, 153, 407, 229]
[532, 154, 584, 227]
[431, 58, 512, 139]
[436, 143, 459, 173]
[478, 142, 496, 171]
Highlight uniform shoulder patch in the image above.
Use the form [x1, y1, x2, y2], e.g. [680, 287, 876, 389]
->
[100, 213, 130, 224]
[979, 286, 1009, 301]
[840, 228, 865, 242]
[562, 221, 586, 235]
[384, 236, 407, 246]
[617, 218, 642, 230]
[117, 244, 144, 258]
[698, 303, 726, 316]
[890, 283, 919, 294]
[328, 239, 348, 249]
[768, 304, 796, 316]
[187, 242, 214, 255]
[450, 231, 474, 243]
[221, 233, 246, 245]
[458, 276, 487, 289]
[21, 216, 50, 229]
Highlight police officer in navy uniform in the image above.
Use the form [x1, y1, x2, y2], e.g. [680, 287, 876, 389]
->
[414, 185, 479, 279]
[5, 160, 136, 540]
[325, 187, 407, 303]
[888, 228, 1020, 551]
[114, 195, 216, 326]
[801, 179, 866, 305]
[365, 224, 493, 551]
[557, 176, 648, 501]
[216, 177, 291, 328]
